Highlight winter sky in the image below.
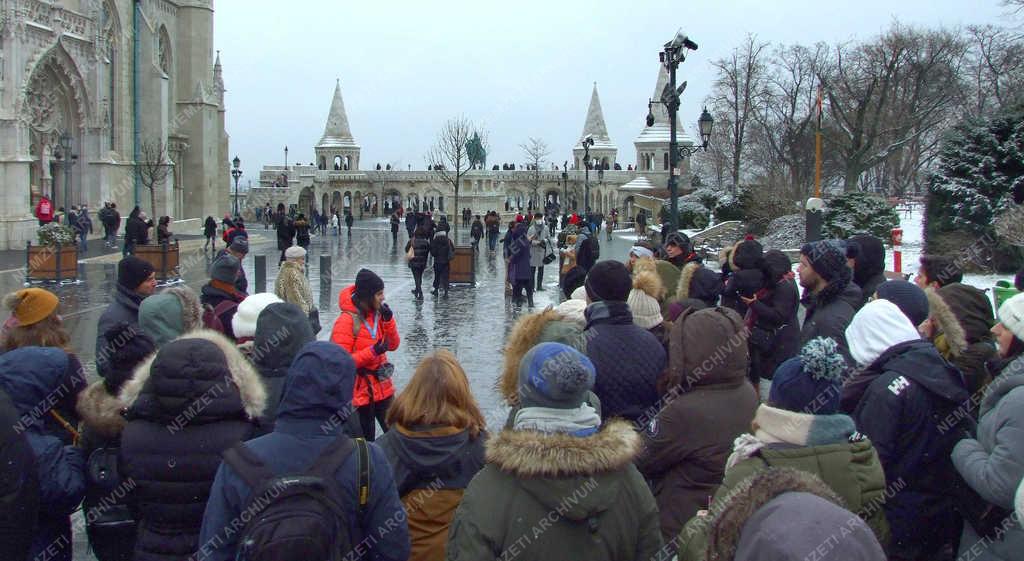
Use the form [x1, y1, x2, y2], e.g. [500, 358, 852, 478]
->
[214, 0, 1014, 185]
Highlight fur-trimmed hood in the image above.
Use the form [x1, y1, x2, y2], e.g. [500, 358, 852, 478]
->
[120, 328, 266, 421]
[633, 270, 665, 301]
[498, 309, 582, 405]
[676, 261, 722, 307]
[485, 419, 640, 478]
[138, 286, 203, 347]
[676, 261, 701, 301]
[926, 288, 968, 356]
[76, 380, 129, 439]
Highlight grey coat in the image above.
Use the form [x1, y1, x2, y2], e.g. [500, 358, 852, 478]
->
[95, 284, 146, 378]
[528, 221, 550, 267]
[952, 354, 1024, 561]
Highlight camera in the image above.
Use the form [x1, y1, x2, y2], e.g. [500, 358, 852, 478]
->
[375, 362, 395, 381]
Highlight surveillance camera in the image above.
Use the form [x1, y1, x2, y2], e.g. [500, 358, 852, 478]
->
[584, 134, 594, 141]
[667, 29, 699, 51]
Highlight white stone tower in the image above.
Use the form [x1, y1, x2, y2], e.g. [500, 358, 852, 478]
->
[572, 83, 617, 170]
[315, 80, 360, 171]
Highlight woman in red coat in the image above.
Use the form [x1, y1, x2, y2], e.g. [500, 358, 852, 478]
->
[330, 268, 400, 440]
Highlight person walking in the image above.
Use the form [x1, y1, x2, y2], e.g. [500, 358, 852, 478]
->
[203, 216, 217, 251]
[951, 292, 1024, 560]
[430, 229, 455, 297]
[405, 226, 430, 300]
[156, 216, 173, 245]
[294, 213, 311, 249]
[196, 341, 410, 561]
[35, 194, 54, 225]
[528, 212, 551, 292]
[275, 204, 295, 264]
[330, 269, 400, 441]
[275, 246, 318, 334]
[345, 210, 354, 236]
[485, 211, 500, 253]
[508, 219, 534, 306]
[390, 212, 400, 244]
[377, 350, 487, 561]
[122, 207, 143, 256]
[470, 215, 483, 251]
[96, 257, 156, 378]
[446, 342, 664, 561]
[120, 330, 266, 561]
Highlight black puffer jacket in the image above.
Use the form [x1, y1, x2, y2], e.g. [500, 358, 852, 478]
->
[799, 269, 861, 362]
[406, 235, 431, 270]
[581, 301, 666, 422]
[848, 234, 887, 308]
[119, 330, 265, 561]
[250, 302, 315, 435]
[840, 340, 969, 559]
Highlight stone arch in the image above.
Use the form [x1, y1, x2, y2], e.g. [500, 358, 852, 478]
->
[318, 156, 326, 170]
[298, 187, 315, 217]
[342, 190, 352, 210]
[331, 190, 342, 212]
[321, 193, 329, 213]
[383, 189, 401, 214]
[333, 156, 342, 170]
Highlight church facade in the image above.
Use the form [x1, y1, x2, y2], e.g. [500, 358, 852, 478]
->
[0, 0, 229, 249]
[250, 65, 695, 223]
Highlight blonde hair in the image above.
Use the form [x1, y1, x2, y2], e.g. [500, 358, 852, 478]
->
[3, 313, 70, 352]
[387, 349, 486, 437]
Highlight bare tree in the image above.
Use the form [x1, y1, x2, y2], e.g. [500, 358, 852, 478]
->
[709, 34, 771, 193]
[519, 137, 550, 210]
[135, 138, 171, 218]
[426, 116, 486, 241]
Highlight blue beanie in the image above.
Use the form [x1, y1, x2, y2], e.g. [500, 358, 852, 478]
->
[875, 280, 929, 327]
[518, 342, 595, 409]
[769, 337, 848, 414]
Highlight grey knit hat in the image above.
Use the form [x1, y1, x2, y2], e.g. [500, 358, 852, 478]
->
[210, 254, 240, 284]
[518, 342, 595, 409]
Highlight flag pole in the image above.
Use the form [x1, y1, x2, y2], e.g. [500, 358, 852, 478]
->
[814, 84, 823, 199]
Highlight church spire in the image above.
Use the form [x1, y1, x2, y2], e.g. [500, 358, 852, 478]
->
[578, 82, 611, 143]
[212, 50, 224, 107]
[318, 79, 356, 147]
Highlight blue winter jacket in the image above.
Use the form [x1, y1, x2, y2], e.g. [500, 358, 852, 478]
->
[0, 348, 86, 561]
[196, 342, 410, 561]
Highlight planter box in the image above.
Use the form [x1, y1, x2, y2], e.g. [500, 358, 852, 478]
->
[26, 243, 78, 282]
[449, 244, 476, 285]
[134, 242, 180, 280]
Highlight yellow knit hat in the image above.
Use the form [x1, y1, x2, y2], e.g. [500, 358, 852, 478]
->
[4, 288, 59, 326]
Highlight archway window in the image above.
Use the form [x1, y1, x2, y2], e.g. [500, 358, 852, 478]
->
[334, 156, 342, 170]
[318, 156, 326, 170]
[663, 152, 669, 171]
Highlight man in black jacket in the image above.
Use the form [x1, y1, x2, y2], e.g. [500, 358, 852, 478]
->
[797, 240, 862, 361]
[430, 231, 455, 296]
[846, 234, 887, 308]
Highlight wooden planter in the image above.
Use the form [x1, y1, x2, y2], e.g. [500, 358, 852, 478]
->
[26, 242, 79, 282]
[449, 244, 476, 285]
[134, 242, 181, 280]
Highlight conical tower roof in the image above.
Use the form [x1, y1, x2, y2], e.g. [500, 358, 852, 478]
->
[318, 79, 357, 148]
[576, 82, 616, 150]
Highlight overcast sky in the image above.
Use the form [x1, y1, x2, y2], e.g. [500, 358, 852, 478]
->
[213, 0, 1011, 185]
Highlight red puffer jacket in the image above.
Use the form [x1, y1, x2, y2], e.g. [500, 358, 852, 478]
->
[330, 285, 400, 407]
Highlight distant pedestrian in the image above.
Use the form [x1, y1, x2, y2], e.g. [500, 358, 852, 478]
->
[35, 194, 54, 225]
[345, 211, 354, 236]
[275, 204, 295, 264]
[406, 226, 430, 299]
[203, 216, 217, 251]
[275, 246, 318, 333]
[294, 213, 311, 248]
[156, 215, 173, 245]
[96, 257, 156, 378]
[470, 215, 483, 250]
[201, 255, 247, 341]
[390, 212, 400, 244]
[430, 230, 455, 297]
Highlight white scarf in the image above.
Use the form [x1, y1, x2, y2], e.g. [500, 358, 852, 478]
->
[513, 404, 601, 436]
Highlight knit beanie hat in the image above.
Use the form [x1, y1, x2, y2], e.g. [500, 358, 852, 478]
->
[102, 322, 156, 394]
[518, 342, 595, 409]
[876, 280, 929, 327]
[846, 299, 920, 366]
[354, 268, 384, 303]
[800, 240, 848, 283]
[769, 337, 849, 414]
[118, 256, 155, 290]
[3, 288, 59, 326]
[232, 293, 283, 340]
[555, 298, 588, 327]
[627, 271, 665, 330]
[585, 260, 632, 302]
[997, 292, 1024, 341]
[570, 285, 588, 302]
[229, 236, 249, 254]
[209, 254, 240, 283]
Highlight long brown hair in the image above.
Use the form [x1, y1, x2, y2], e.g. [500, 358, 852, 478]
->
[387, 349, 486, 437]
[4, 313, 71, 352]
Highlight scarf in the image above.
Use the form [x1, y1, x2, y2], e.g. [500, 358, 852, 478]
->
[513, 404, 600, 437]
[725, 404, 857, 469]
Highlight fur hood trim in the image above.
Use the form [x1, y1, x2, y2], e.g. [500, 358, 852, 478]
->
[76, 380, 129, 438]
[706, 467, 846, 561]
[119, 328, 267, 420]
[165, 286, 203, 333]
[485, 419, 640, 477]
[633, 270, 665, 301]
[926, 288, 967, 356]
[675, 261, 702, 301]
[632, 256, 658, 276]
[499, 309, 562, 405]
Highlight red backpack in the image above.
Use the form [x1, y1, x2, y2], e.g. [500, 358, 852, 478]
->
[202, 300, 240, 334]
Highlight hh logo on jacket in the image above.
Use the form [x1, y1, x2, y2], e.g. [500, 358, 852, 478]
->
[888, 376, 910, 396]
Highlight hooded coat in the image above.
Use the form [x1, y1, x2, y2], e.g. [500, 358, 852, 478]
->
[527, 220, 551, 267]
[840, 339, 969, 559]
[507, 223, 533, 281]
[250, 302, 315, 434]
[676, 405, 890, 560]
[405, 234, 431, 271]
[330, 285, 400, 408]
[274, 260, 313, 314]
[951, 354, 1024, 560]
[119, 330, 265, 561]
[927, 283, 996, 396]
[636, 307, 758, 544]
[430, 231, 455, 264]
[747, 253, 801, 381]
[674, 260, 723, 311]
[0, 387, 38, 561]
[849, 234, 887, 308]
[138, 287, 202, 347]
[581, 301, 666, 422]
[0, 348, 85, 561]
[799, 270, 861, 362]
[196, 342, 410, 561]
[96, 284, 146, 377]
[445, 420, 664, 561]
[377, 424, 486, 561]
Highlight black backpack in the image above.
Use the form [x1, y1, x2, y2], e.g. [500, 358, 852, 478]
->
[222, 436, 371, 561]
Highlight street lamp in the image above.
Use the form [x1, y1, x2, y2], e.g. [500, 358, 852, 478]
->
[284, 145, 289, 183]
[53, 132, 78, 214]
[561, 160, 568, 213]
[231, 155, 242, 217]
[582, 135, 594, 214]
[646, 29, 711, 233]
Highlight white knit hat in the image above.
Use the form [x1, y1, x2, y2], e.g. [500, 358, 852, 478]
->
[570, 285, 588, 302]
[555, 299, 588, 327]
[845, 299, 921, 366]
[997, 292, 1024, 342]
[285, 245, 307, 259]
[232, 293, 283, 340]
[627, 288, 663, 330]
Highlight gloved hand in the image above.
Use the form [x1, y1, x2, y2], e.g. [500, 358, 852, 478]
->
[379, 303, 393, 322]
[373, 339, 388, 356]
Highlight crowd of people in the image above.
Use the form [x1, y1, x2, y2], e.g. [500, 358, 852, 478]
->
[3, 203, 1024, 561]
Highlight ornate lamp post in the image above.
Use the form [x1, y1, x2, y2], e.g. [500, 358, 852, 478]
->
[284, 145, 289, 183]
[562, 160, 568, 213]
[231, 155, 242, 217]
[53, 132, 78, 214]
[582, 135, 594, 214]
